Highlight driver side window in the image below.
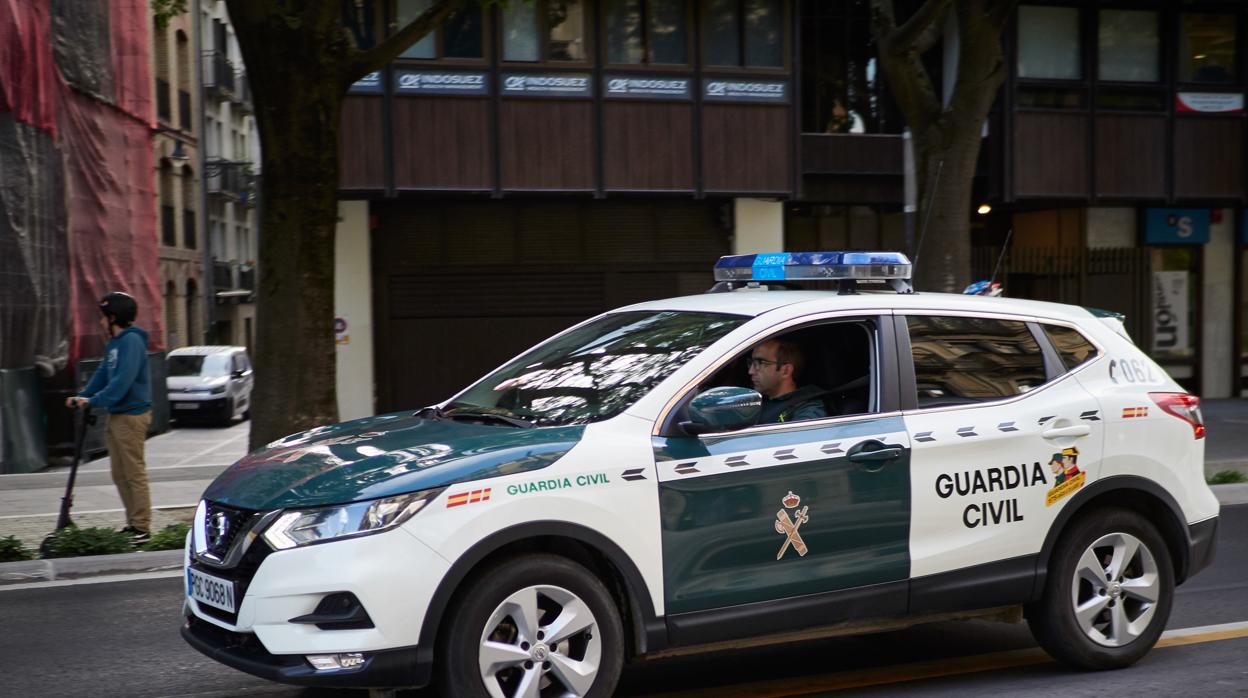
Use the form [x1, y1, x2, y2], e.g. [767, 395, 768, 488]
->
[698, 318, 880, 425]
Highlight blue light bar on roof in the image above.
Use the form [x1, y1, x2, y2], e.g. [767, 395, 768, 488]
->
[713, 251, 912, 283]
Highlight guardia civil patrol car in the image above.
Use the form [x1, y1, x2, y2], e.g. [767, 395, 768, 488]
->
[182, 253, 1218, 697]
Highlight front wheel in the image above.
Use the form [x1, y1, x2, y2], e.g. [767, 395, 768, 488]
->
[438, 554, 624, 698]
[1027, 508, 1174, 670]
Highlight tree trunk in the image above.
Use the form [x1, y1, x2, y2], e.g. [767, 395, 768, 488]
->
[912, 123, 982, 292]
[227, 3, 352, 450]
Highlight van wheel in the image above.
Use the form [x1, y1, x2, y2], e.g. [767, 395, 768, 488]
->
[217, 398, 235, 427]
[439, 554, 624, 698]
[1027, 508, 1174, 670]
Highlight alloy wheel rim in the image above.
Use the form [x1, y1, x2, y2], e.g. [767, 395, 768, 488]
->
[1070, 531, 1161, 647]
[478, 584, 602, 698]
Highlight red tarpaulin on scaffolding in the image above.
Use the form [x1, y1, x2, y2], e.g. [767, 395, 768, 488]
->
[0, 0, 162, 373]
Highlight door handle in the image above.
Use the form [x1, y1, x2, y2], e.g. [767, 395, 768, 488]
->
[1042, 425, 1092, 439]
[848, 447, 903, 464]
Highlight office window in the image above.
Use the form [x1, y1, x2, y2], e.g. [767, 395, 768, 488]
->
[502, 0, 585, 62]
[607, 0, 688, 64]
[1099, 10, 1159, 82]
[1180, 13, 1237, 83]
[704, 0, 783, 68]
[800, 0, 903, 134]
[397, 0, 483, 60]
[1017, 5, 1081, 80]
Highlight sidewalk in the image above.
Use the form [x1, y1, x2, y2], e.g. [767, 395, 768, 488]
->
[1201, 399, 1248, 477]
[0, 420, 250, 550]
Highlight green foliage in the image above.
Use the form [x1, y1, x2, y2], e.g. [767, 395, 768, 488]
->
[151, 0, 188, 30]
[0, 535, 34, 563]
[39, 527, 134, 559]
[140, 522, 192, 552]
[1208, 469, 1248, 485]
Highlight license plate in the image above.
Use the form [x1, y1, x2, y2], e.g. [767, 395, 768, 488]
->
[187, 567, 236, 614]
[174, 403, 199, 410]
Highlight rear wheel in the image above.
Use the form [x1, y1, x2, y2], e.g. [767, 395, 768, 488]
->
[1027, 508, 1174, 669]
[438, 554, 624, 698]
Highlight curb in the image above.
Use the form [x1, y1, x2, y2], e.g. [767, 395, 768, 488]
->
[0, 549, 184, 586]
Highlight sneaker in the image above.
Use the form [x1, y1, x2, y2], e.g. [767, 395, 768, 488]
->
[129, 529, 151, 545]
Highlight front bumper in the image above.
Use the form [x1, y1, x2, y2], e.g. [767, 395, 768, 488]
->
[1185, 515, 1218, 581]
[170, 396, 228, 415]
[182, 521, 451, 688]
[182, 614, 432, 689]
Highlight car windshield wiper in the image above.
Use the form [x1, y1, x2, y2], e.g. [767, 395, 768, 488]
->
[443, 409, 535, 429]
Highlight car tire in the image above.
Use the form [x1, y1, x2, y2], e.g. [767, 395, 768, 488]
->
[218, 398, 234, 427]
[438, 554, 625, 698]
[1027, 508, 1174, 670]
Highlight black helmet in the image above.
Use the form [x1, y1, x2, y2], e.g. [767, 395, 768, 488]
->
[99, 292, 138, 326]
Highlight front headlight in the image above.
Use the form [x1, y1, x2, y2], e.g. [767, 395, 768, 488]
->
[262, 490, 442, 550]
[210, 385, 227, 395]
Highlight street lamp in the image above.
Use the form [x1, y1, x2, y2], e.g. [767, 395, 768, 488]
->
[152, 126, 189, 161]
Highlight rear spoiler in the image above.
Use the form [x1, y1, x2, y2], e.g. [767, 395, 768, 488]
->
[1084, 307, 1132, 343]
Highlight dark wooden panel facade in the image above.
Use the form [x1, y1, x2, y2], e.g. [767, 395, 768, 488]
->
[800, 134, 902, 175]
[1094, 115, 1166, 200]
[340, 97, 385, 190]
[1013, 112, 1087, 198]
[500, 100, 594, 190]
[603, 102, 694, 191]
[703, 105, 790, 193]
[392, 97, 491, 190]
[1173, 117, 1243, 200]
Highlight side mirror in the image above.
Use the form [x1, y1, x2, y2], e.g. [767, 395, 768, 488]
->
[231, 370, 244, 379]
[681, 386, 762, 435]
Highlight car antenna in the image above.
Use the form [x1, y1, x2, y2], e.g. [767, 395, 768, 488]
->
[909, 158, 944, 284]
[988, 226, 1014, 290]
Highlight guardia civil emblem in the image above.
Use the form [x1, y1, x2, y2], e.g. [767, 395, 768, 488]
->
[774, 491, 809, 560]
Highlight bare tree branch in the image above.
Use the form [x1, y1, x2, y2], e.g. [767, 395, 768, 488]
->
[894, 0, 953, 52]
[870, 0, 944, 127]
[347, 0, 464, 82]
[987, 0, 1022, 29]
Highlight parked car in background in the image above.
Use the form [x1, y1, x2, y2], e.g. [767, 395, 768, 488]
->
[167, 346, 253, 426]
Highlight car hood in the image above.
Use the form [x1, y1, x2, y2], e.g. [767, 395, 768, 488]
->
[202, 412, 585, 511]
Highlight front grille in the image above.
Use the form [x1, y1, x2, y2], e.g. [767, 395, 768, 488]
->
[194, 538, 275, 626]
[204, 501, 254, 559]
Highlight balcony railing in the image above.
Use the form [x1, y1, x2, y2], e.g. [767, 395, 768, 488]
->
[156, 78, 171, 122]
[184, 209, 197, 250]
[203, 51, 236, 99]
[238, 267, 255, 292]
[179, 89, 193, 131]
[234, 72, 252, 111]
[161, 205, 176, 247]
[205, 160, 250, 200]
[213, 261, 232, 292]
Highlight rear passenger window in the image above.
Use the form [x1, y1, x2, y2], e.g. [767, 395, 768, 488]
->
[1043, 324, 1099, 370]
[907, 316, 1047, 407]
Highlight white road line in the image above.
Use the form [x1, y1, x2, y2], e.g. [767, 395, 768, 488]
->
[0, 502, 200, 520]
[0, 570, 183, 591]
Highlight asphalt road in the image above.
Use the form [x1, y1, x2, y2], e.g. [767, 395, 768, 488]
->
[2, 505, 1244, 698]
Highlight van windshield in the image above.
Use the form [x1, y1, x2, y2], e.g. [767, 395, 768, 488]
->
[168, 354, 232, 377]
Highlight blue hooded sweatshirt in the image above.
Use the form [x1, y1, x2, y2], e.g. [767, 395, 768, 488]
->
[79, 326, 152, 415]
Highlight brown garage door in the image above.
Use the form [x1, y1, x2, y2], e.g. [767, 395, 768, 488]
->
[373, 199, 731, 411]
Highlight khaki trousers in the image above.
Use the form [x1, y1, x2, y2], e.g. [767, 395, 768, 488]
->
[106, 411, 152, 533]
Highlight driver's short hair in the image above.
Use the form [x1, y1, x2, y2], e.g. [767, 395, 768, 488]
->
[769, 339, 805, 380]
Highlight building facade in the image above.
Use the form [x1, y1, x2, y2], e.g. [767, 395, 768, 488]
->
[200, 0, 259, 351]
[334, 0, 1248, 419]
[151, 6, 203, 351]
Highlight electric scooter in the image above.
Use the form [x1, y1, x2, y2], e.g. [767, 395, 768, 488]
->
[39, 404, 96, 555]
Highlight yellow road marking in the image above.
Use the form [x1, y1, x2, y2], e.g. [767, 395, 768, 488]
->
[638, 622, 1248, 698]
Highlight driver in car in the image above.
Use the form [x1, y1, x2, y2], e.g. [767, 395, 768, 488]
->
[748, 339, 827, 424]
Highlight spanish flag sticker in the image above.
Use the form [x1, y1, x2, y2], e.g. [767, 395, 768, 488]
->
[447, 488, 492, 508]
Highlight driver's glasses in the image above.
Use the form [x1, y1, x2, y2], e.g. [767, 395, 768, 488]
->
[748, 357, 780, 370]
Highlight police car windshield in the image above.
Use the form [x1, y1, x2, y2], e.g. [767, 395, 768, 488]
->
[448, 311, 746, 427]
[168, 354, 231, 377]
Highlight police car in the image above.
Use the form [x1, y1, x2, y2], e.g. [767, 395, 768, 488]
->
[182, 252, 1218, 696]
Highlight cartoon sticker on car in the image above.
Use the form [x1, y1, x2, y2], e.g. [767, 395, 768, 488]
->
[1046, 447, 1086, 506]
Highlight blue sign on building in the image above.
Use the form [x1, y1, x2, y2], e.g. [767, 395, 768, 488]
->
[1144, 208, 1210, 245]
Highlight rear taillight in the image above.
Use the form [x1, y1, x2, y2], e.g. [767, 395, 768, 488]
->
[1149, 392, 1205, 439]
